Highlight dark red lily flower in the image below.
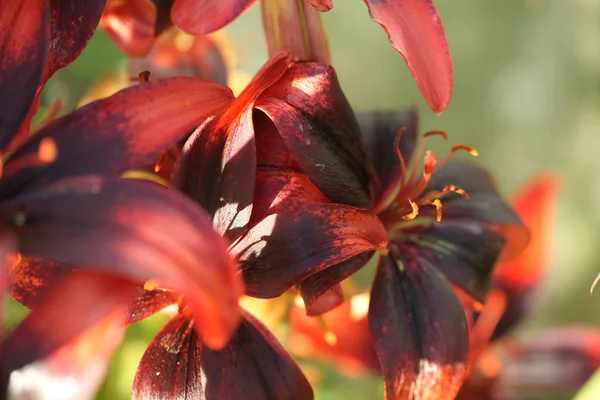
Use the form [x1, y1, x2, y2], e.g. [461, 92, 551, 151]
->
[1, 1, 248, 397]
[278, 108, 527, 399]
[102, 0, 453, 113]
[289, 176, 560, 400]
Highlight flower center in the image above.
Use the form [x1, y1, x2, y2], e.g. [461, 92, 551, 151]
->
[375, 129, 477, 230]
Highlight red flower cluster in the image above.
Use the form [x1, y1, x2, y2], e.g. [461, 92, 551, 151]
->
[0, 1, 566, 400]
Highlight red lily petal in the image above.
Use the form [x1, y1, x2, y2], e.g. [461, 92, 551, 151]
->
[102, 0, 159, 57]
[257, 62, 373, 208]
[289, 296, 380, 376]
[171, 0, 257, 35]
[1, 176, 243, 349]
[297, 251, 376, 315]
[231, 205, 387, 298]
[0, 77, 233, 198]
[369, 254, 469, 400]
[9, 0, 107, 151]
[133, 311, 313, 399]
[8, 256, 177, 325]
[425, 161, 529, 262]
[491, 175, 560, 339]
[364, 0, 453, 114]
[306, 0, 333, 12]
[395, 220, 505, 303]
[173, 54, 289, 239]
[0, 0, 48, 151]
[302, 284, 344, 316]
[357, 108, 419, 203]
[0, 271, 132, 399]
[47, 0, 106, 81]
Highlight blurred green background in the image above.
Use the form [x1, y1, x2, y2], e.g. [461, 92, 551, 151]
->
[27, 0, 600, 399]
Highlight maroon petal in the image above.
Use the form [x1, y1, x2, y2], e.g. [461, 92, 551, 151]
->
[257, 62, 373, 209]
[0, 271, 132, 399]
[364, 0, 453, 114]
[357, 108, 419, 202]
[369, 254, 468, 400]
[231, 205, 387, 298]
[425, 161, 529, 262]
[8, 256, 72, 310]
[0, 77, 233, 198]
[133, 311, 313, 399]
[0, 0, 49, 150]
[172, 0, 257, 35]
[297, 251, 376, 316]
[47, 0, 106, 81]
[173, 54, 289, 239]
[395, 220, 505, 303]
[0, 176, 243, 349]
[127, 287, 177, 325]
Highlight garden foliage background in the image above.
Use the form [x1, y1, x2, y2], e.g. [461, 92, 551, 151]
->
[13, 1, 600, 399]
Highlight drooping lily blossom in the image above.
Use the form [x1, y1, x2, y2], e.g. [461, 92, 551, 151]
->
[1, 0, 251, 397]
[290, 175, 556, 392]
[278, 108, 527, 399]
[102, 0, 452, 113]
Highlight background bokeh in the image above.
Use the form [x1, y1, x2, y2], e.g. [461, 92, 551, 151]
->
[25, 1, 600, 398]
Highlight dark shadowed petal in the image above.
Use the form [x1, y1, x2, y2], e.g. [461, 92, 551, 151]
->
[133, 311, 313, 400]
[369, 254, 468, 400]
[0, 271, 132, 400]
[395, 220, 505, 303]
[47, 0, 106, 80]
[364, 0, 453, 114]
[0, 0, 48, 151]
[491, 175, 559, 339]
[172, 0, 257, 35]
[173, 54, 289, 239]
[297, 251, 376, 316]
[9, 0, 107, 152]
[257, 62, 373, 209]
[424, 161, 529, 262]
[0, 176, 243, 349]
[0, 78, 233, 199]
[231, 205, 387, 298]
[356, 108, 419, 202]
[251, 111, 329, 222]
[483, 327, 600, 399]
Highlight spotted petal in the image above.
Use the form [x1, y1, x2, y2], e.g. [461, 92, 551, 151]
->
[369, 254, 468, 400]
[0, 77, 233, 199]
[133, 311, 313, 399]
[231, 205, 387, 298]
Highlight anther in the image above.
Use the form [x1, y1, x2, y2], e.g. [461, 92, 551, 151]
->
[401, 200, 419, 220]
[143, 279, 161, 291]
[138, 70, 151, 83]
[432, 199, 443, 222]
[423, 130, 448, 140]
[38, 138, 57, 163]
